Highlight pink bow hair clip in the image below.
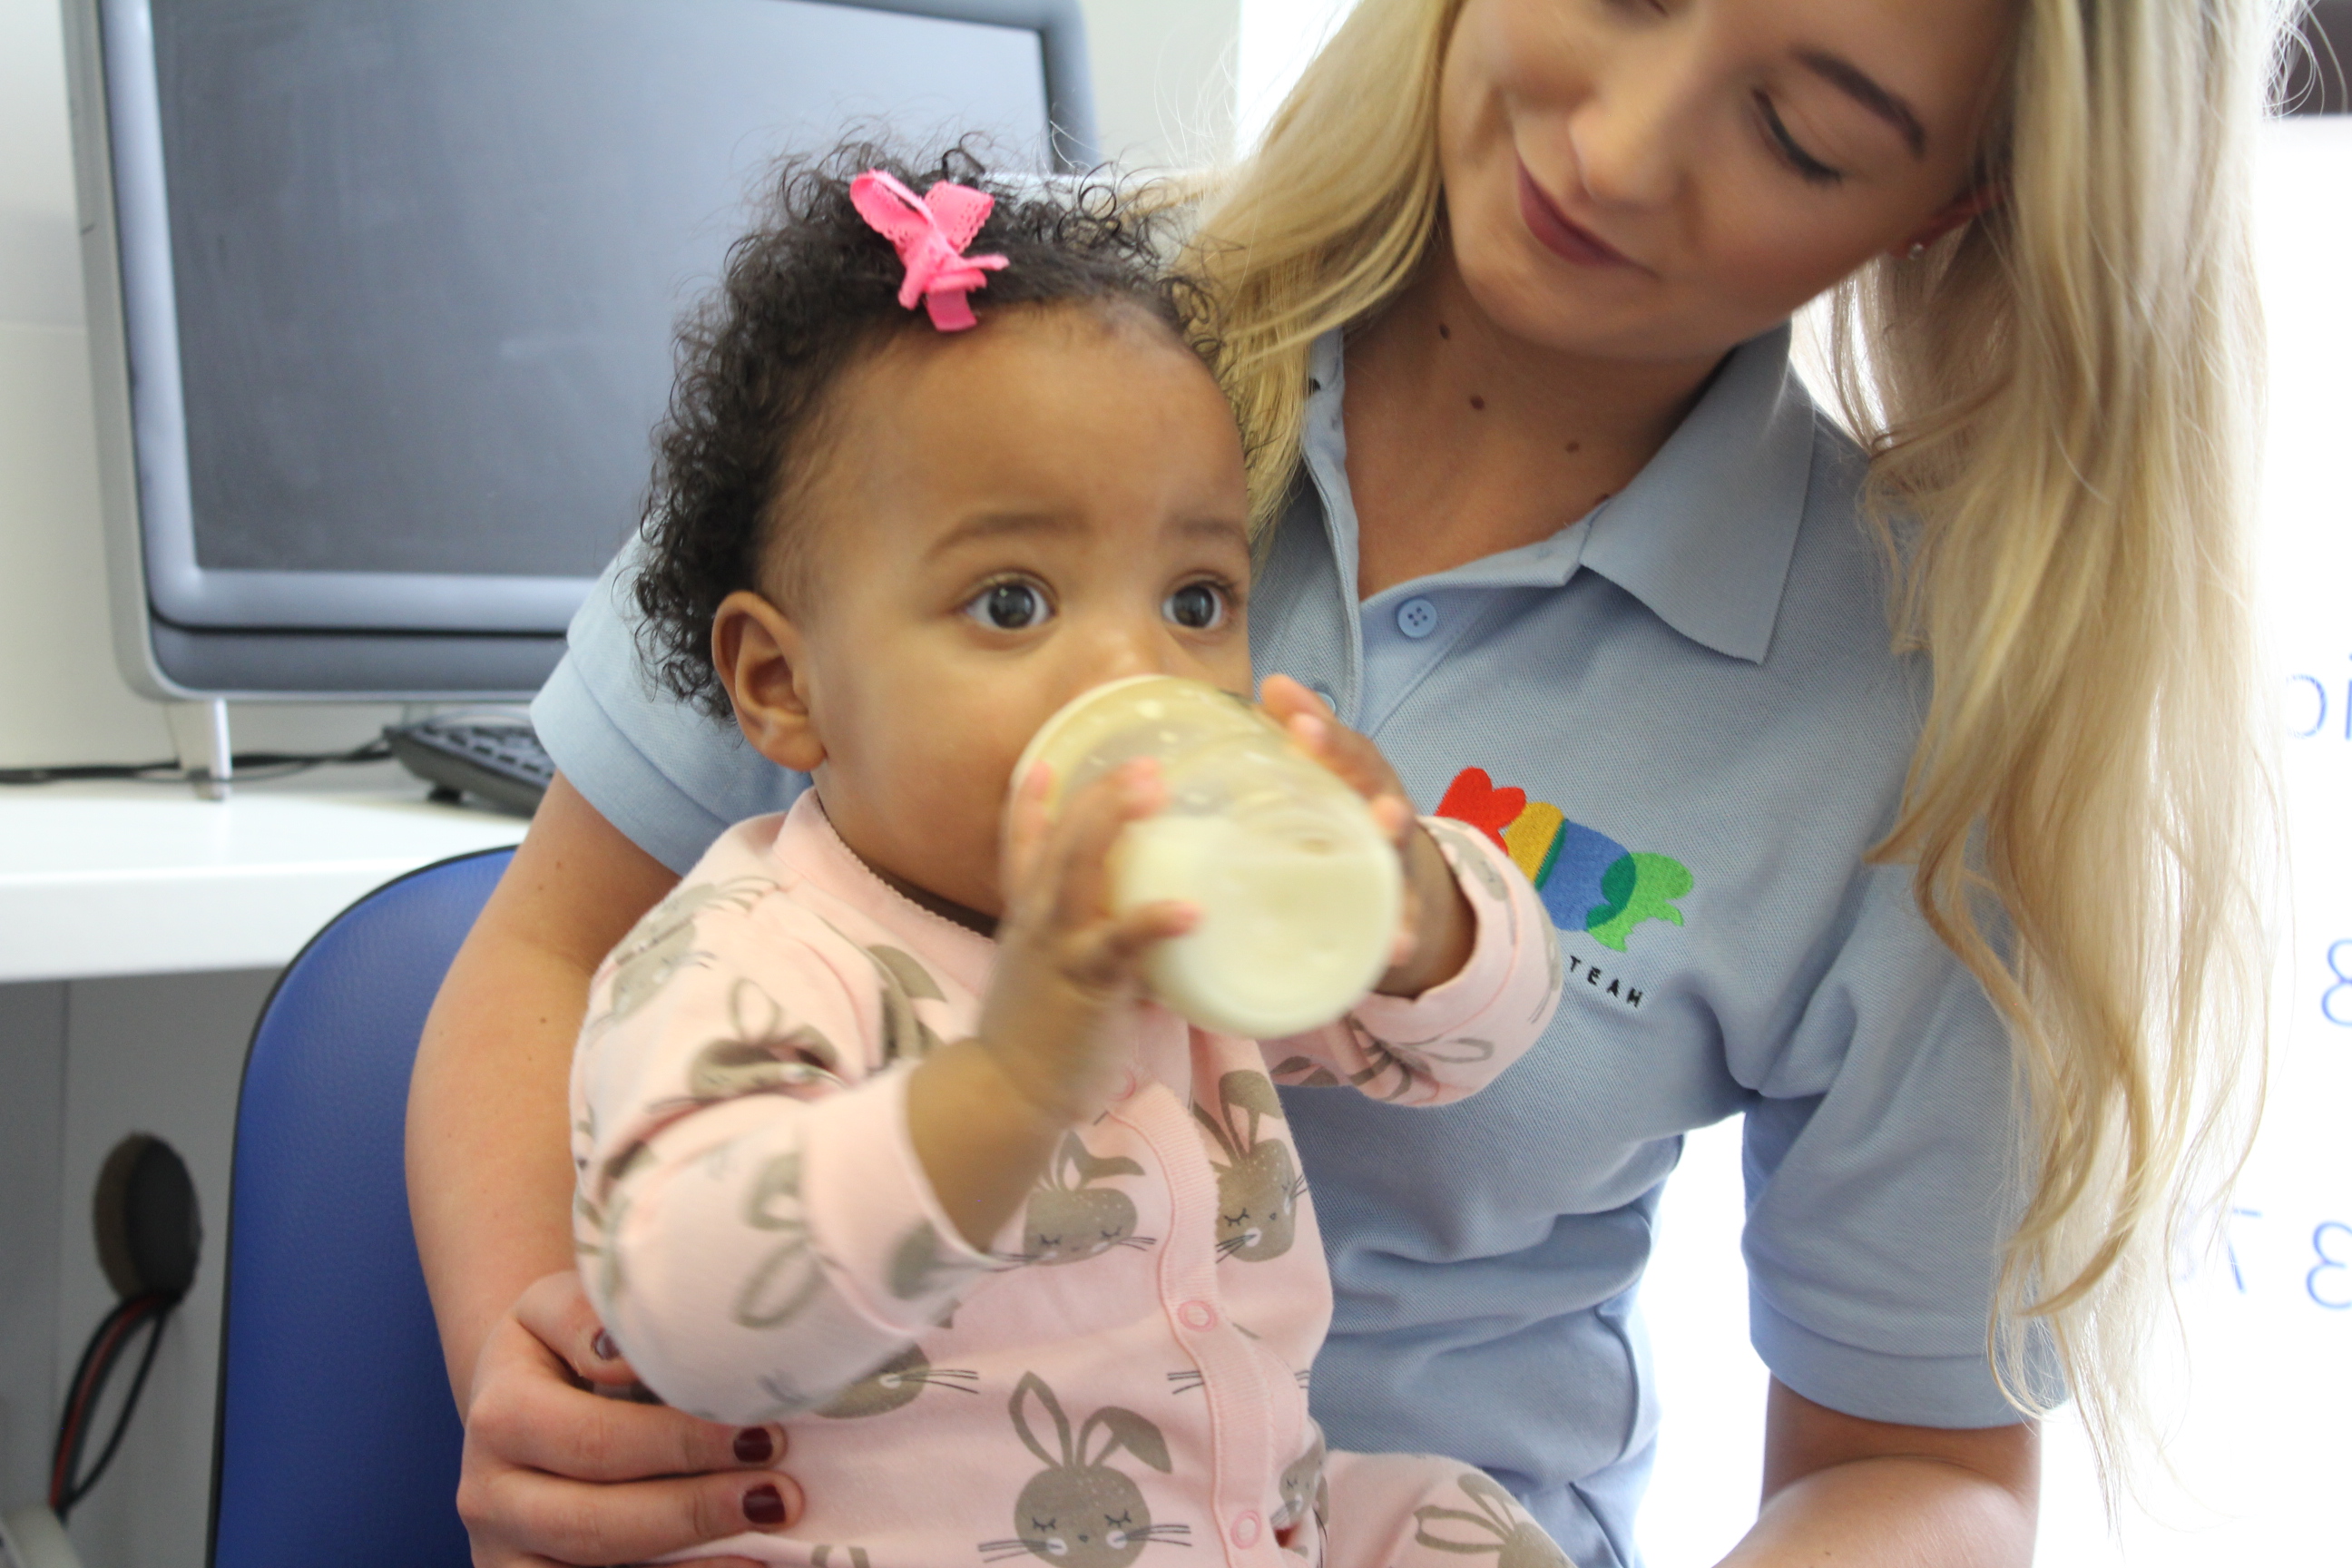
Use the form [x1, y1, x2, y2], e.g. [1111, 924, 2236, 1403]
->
[849, 169, 1010, 332]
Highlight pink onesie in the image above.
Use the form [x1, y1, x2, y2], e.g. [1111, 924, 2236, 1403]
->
[573, 793, 1570, 1568]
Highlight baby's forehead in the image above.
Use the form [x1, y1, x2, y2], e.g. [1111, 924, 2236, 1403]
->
[769, 301, 1246, 591]
[854, 295, 1204, 387]
[831, 302, 1237, 487]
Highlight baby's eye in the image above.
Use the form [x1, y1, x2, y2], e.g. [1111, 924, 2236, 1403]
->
[1163, 581, 1229, 632]
[966, 580, 1051, 631]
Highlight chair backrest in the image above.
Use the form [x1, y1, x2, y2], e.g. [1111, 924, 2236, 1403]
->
[211, 848, 513, 1568]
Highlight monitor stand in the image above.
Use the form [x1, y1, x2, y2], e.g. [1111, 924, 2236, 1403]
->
[165, 700, 231, 800]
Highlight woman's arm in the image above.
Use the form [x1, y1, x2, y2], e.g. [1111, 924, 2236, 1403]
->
[407, 774, 801, 1564]
[1722, 1379, 2038, 1567]
[410, 772, 677, 1395]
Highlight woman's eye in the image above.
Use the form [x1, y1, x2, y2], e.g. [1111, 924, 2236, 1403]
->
[966, 581, 1050, 631]
[1753, 93, 1844, 187]
[1164, 582, 1228, 631]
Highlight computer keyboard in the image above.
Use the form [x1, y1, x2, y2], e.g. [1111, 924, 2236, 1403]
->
[383, 718, 554, 817]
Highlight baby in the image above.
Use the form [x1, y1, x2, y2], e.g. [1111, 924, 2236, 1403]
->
[571, 148, 1570, 1568]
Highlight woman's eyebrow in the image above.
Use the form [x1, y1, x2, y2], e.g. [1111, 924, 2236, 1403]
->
[1793, 49, 1927, 158]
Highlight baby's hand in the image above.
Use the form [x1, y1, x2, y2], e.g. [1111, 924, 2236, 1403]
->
[1259, 674, 1475, 998]
[975, 759, 1198, 1125]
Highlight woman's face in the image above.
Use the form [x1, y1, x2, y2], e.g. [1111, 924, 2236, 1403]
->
[1437, 0, 2014, 364]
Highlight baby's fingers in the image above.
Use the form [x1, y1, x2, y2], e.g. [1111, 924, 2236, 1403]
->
[1065, 899, 1199, 992]
[1260, 674, 1415, 840]
[1040, 760, 1166, 930]
[1000, 760, 1057, 895]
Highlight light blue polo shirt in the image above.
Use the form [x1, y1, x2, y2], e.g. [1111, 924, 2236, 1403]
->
[533, 323, 2028, 1568]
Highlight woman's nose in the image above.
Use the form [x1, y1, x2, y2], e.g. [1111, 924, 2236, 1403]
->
[1564, 28, 1696, 211]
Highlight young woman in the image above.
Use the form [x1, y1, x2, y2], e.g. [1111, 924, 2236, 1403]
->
[407, 1, 2274, 1563]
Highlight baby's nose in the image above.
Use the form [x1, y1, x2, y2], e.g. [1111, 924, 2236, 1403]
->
[1084, 625, 1184, 681]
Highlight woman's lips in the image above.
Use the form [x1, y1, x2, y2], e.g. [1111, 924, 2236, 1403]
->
[1515, 162, 1639, 270]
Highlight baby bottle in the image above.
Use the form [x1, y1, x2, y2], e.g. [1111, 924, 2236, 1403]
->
[1012, 676, 1402, 1038]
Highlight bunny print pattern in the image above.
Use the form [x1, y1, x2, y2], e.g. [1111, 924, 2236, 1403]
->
[573, 794, 1563, 1567]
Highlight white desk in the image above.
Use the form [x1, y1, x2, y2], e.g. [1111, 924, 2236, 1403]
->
[0, 767, 528, 1565]
[0, 766, 528, 984]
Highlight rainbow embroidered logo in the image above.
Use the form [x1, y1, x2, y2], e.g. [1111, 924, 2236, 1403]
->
[1437, 768, 1694, 952]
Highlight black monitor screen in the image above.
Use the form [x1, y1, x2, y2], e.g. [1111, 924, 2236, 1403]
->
[150, 0, 1054, 582]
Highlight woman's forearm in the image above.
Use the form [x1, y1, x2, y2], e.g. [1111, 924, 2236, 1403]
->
[408, 935, 600, 1401]
[407, 773, 680, 1404]
[1721, 1454, 2035, 1567]
[1723, 1379, 2038, 1567]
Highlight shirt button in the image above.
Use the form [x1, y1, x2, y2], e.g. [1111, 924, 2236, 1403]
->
[1178, 1299, 1217, 1331]
[1231, 1512, 1263, 1548]
[1396, 596, 1439, 639]
[1115, 1069, 1138, 1101]
[1308, 682, 1337, 711]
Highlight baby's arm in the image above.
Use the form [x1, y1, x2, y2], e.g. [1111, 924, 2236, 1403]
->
[1251, 675, 1561, 1104]
[904, 759, 1194, 1250]
[1268, 812, 1561, 1104]
[576, 766, 1188, 1425]
[572, 881, 995, 1426]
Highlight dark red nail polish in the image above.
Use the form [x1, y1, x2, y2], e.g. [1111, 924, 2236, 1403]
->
[591, 1330, 618, 1360]
[734, 1426, 775, 1465]
[743, 1482, 787, 1525]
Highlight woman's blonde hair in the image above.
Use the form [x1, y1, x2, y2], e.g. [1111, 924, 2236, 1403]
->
[1187, 0, 2278, 1497]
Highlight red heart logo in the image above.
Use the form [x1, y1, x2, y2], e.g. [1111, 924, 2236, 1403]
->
[1436, 768, 1524, 851]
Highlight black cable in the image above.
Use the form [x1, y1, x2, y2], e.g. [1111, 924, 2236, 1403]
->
[59, 1299, 175, 1519]
[46, 1297, 144, 1498]
[48, 1136, 202, 1523]
[47, 1293, 160, 1513]
[0, 738, 392, 787]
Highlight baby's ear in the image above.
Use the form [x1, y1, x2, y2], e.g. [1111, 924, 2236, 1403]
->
[711, 591, 826, 773]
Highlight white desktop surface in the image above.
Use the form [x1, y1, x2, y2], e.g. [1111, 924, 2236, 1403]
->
[0, 766, 526, 983]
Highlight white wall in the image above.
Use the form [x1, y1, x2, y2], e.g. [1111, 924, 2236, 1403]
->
[1236, 0, 1353, 151]
[0, 0, 1243, 771]
[0, 981, 67, 1522]
[39, 970, 278, 1568]
[1082, 0, 1240, 170]
[0, 0, 174, 769]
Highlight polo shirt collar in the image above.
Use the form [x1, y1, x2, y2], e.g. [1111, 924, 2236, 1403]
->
[1300, 320, 1817, 665]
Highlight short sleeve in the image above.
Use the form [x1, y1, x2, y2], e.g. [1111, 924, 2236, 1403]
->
[1737, 862, 2051, 1427]
[532, 538, 808, 874]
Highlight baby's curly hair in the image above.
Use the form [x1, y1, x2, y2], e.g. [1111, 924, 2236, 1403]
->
[632, 142, 1209, 716]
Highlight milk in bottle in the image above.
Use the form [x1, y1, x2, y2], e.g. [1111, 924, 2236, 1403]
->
[1011, 676, 1402, 1037]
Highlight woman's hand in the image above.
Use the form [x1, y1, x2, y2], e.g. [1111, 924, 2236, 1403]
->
[455, 1271, 802, 1567]
[1259, 673, 1475, 997]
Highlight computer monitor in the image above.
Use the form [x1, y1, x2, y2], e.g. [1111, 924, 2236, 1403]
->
[62, 0, 1095, 700]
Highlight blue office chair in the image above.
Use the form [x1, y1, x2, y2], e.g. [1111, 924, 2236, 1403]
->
[211, 848, 513, 1568]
